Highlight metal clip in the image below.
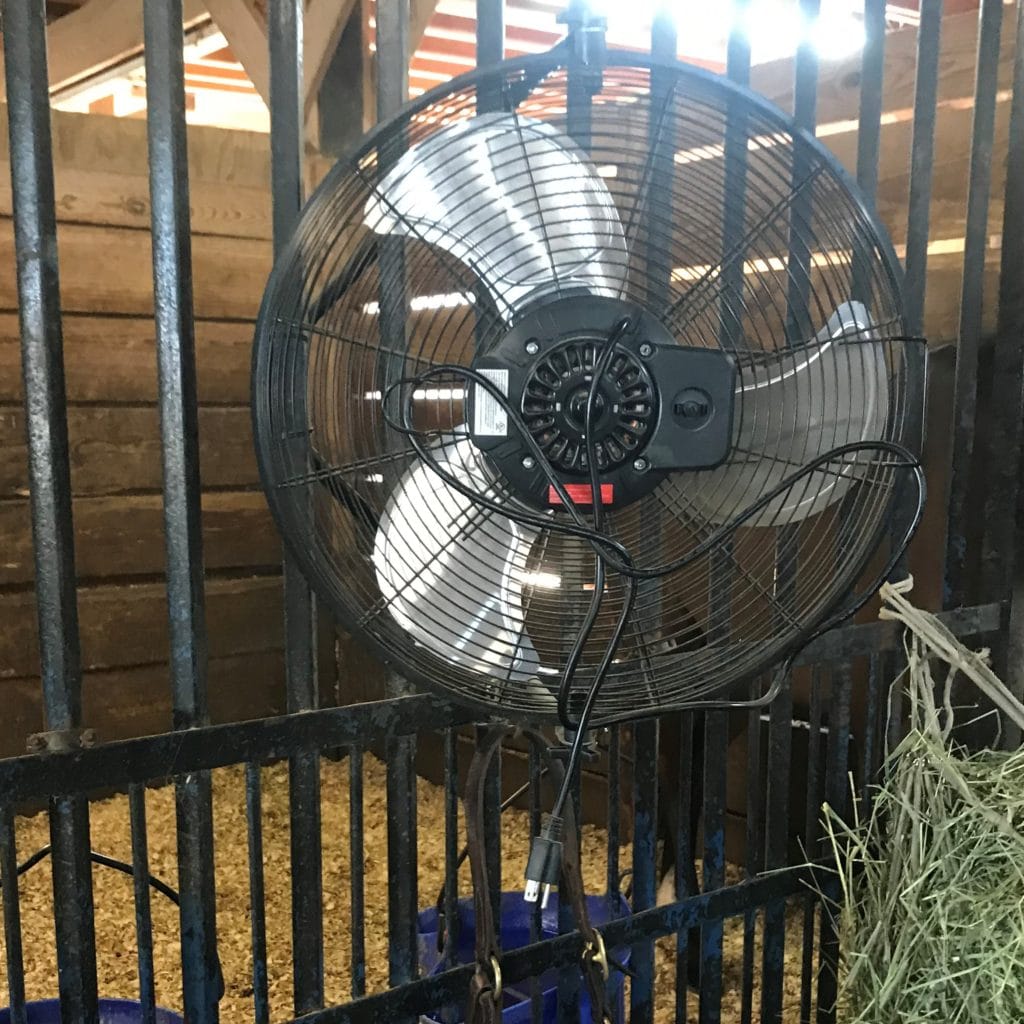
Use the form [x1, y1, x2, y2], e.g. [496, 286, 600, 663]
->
[583, 928, 610, 982]
[488, 954, 503, 1003]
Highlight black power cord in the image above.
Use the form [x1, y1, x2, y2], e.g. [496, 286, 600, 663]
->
[383, 327, 926, 906]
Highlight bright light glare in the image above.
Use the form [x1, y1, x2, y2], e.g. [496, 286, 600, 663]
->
[522, 571, 562, 589]
[592, 0, 866, 63]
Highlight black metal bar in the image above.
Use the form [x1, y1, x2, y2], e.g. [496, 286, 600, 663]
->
[606, 725, 620, 901]
[699, 711, 727, 1024]
[476, 0, 505, 66]
[817, 666, 852, 1024]
[268, 1, 326, 1008]
[859, 654, 882, 816]
[442, 732, 459, 1022]
[1, 805, 27, 1024]
[0, 695, 472, 804]
[1, 3, 98, 1020]
[981, 0, 1024, 750]
[943, 0, 1004, 611]
[349, 746, 368, 1000]
[280, 866, 826, 1024]
[246, 763, 271, 1024]
[479, 730, 502, 953]
[902, 0, 943, 337]
[142, 2, 221, 1018]
[528, 741, 543, 1024]
[129, 785, 158, 1024]
[386, 733, 419, 1017]
[799, 675, 824, 1024]
[740, 687, 764, 1024]
[629, 720, 659, 1024]
[672, 713, 694, 1024]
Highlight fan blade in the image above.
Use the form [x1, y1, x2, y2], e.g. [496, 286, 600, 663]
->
[373, 430, 541, 682]
[673, 302, 889, 527]
[363, 113, 628, 318]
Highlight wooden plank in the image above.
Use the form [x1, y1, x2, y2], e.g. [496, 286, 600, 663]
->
[0, 491, 278, 586]
[0, 406, 259, 498]
[0, 0, 207, 101]
[0, 650, 287, 759]
[750, 7, 1017, 126]
[304, 0, 359, 119]
[0, 314, 255, 405]
[0, 574, 284, 679]
[0, 219, 271, 319]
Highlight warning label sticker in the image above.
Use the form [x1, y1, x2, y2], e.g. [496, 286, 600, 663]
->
[473, 368, 509, 437]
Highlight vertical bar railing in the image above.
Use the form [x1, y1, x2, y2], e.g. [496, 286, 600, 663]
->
[762, 2, 820, 1018]
[267, 0, 327, 1012]
[475, 0, 506, 939]
[2, 2, 99, 1020]
[349, 746, 368, 1001]
[982, 0, 1024, 750]
[245, 762, 271, 1024]
[142, 1, 221, 1018]
[128, 785, 158, 1024]
[375, 6, 420, 1015]
[943, 0, 1004, 612]
[798, 676, 824, 1024]
[0, 805, 28, 1024]
[902, 0, 942, 340]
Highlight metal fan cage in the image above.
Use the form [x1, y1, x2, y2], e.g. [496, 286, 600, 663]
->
[253, 52, 923, 723]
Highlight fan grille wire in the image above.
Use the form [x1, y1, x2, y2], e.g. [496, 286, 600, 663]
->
[253, 55, 922, 723]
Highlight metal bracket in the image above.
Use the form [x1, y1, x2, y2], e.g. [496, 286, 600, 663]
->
[26, 728, 97, 754]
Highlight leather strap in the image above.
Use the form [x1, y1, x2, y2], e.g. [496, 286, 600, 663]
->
[463, 726, 614, 1024]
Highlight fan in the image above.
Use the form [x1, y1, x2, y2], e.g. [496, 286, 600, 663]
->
[252, 50, 924, 896]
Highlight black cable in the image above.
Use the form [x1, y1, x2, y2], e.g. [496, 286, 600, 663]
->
[384, 334, 926, 902]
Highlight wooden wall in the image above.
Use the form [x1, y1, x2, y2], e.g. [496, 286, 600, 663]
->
[0, 107, 290, 757]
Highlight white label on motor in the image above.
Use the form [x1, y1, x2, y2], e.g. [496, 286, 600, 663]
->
[474, 368, 509, 437]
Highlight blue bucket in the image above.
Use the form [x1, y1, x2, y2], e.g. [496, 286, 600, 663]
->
[0, 999, 183, 1024]
[418, 892, 631, 1023]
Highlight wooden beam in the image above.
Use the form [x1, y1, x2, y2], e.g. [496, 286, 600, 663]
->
[0, 0, 207, 101]
[410, 0, 443, 54]
[203, 0, 270, 105]
[303, 0, 358, 120]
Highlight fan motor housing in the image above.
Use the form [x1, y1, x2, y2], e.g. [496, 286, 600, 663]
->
[468, 295, 737, 510]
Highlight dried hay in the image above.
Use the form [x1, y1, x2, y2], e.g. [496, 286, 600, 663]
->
[824, 578, 1024, 1023]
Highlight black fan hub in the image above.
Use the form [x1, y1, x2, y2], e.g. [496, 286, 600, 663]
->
[522, 338, 657, 473]
[468, 295, 738, 510]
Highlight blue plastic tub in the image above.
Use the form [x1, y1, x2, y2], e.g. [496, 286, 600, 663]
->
[0, 999, 183, 1024]
[418, 891, 631, 1023]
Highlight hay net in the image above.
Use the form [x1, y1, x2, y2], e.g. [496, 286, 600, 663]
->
[826, 576, 1024, 1024]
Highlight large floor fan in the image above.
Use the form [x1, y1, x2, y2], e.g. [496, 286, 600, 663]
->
[253, 45, 925, 906]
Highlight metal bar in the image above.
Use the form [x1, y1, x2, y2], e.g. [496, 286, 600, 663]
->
[245, 763, 271, 1024]
[129, 785, 158, 1024]
[629, 720, 659, 1024]
[1, 3, 98, 1019]
[859, 654, 882, 816]
[479, 729, 502, 953]
[386, 733, 419, 1018]
[852, 0, 887, 304]
[672, 713, 694, 1024]
[0, 695, 472, 804]
[816, 666, 852, 1024]
[268, 1, 326, 1008]
[902, 0, 943, 337]
[799, 676, 824, 1024]
[943, 0, 1004, 610]
[528, 741, 543, 1024]
[142, 2, 221, 1018]
[1, 0, 82, 733]
[350, 746, 368, 1000]
[1, 805, 27, 1024]
[981, 0, 1024, 749]
[279, 866, 825, 1024]
[476, 0, 505, 65]
[442, 732, 459, 1022]
[606, 725, 621, 900]
[740, 684, 764, 1024]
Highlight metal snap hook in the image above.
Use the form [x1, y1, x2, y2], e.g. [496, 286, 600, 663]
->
[583, 928, 610, 981]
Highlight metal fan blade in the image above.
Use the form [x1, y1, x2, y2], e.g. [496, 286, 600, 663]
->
[372, 430, 542, 682]
[363, 112, 628, 319]
[673, 301, 889, 527]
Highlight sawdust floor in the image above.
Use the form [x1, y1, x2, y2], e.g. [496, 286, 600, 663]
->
[0, 755, 807, 1022]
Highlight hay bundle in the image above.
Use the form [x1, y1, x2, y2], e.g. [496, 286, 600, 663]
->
[825, 578, 1024, 1024]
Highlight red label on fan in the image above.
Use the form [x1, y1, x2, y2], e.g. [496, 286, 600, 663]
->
[548, 483, 613, 505]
